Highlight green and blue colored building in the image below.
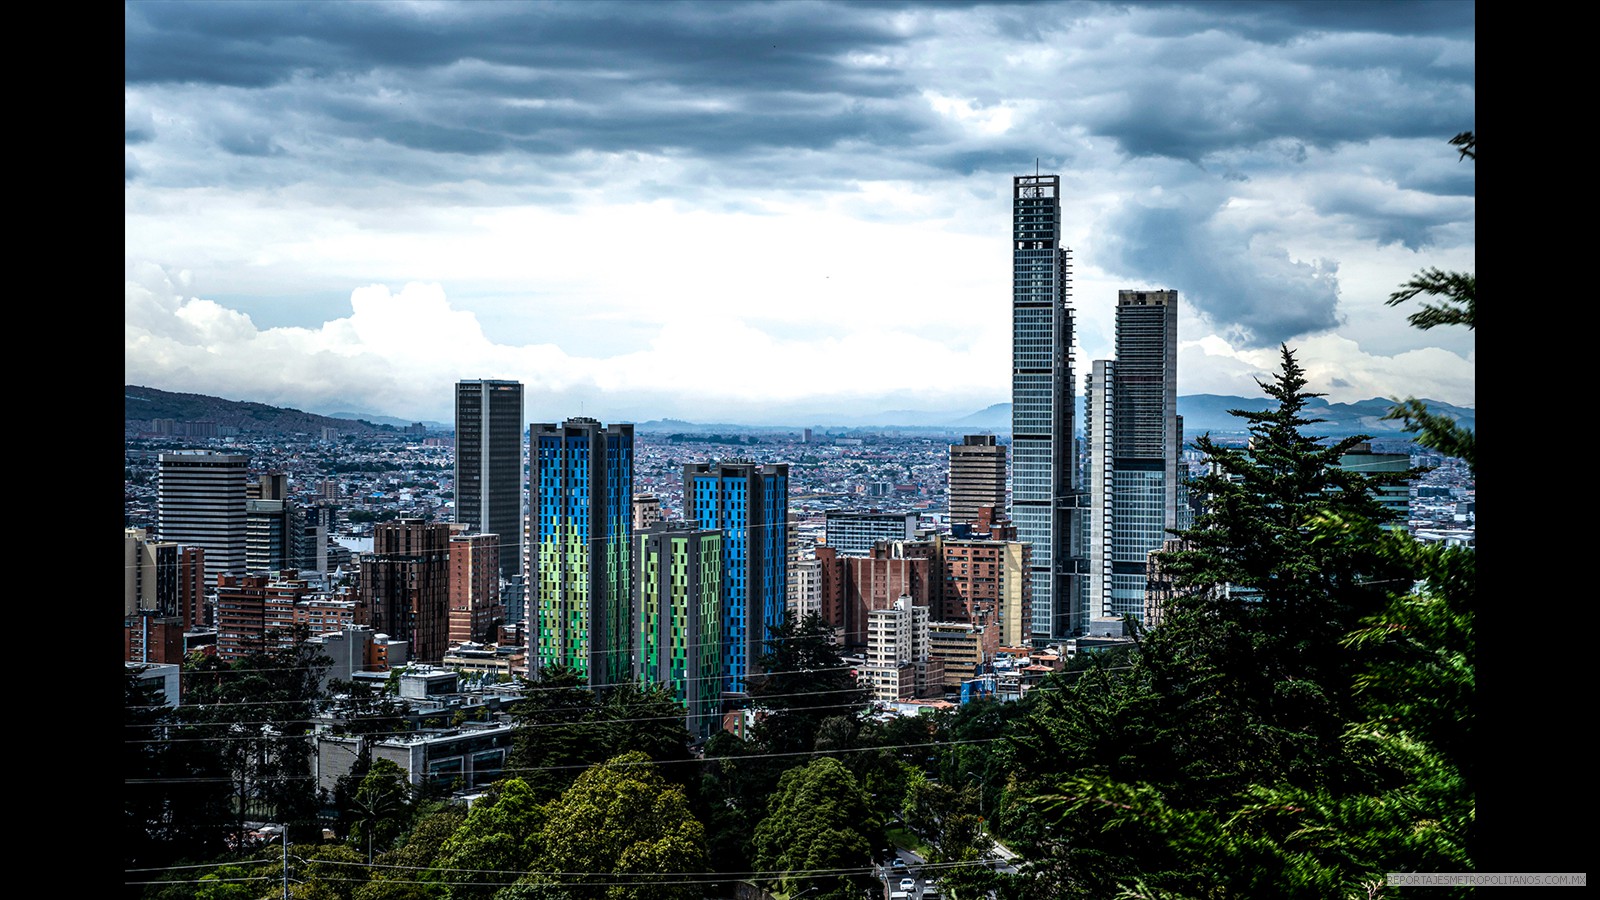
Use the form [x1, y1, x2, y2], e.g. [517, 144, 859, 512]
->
[634, 522, 723, 738]
[530, 418, 633, 687]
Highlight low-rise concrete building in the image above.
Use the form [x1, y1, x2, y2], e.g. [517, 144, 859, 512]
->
[316, 723, 514, 794]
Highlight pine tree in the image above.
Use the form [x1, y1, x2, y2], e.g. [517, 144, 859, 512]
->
[1007, 347, 1436, 898]
[1381, 131, 1475, 471]
[1169, 344, 1406, 621]
[746, 612, 870, 755]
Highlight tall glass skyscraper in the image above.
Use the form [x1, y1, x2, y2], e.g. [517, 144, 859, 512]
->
[1010, 174, 1081, 641]
[530, 418, 633, 687]
[1084, 290, 1186, 623]
[455, 379, 525, 580]
[684, 460, 788, 694]
[364, 518, 453, 663]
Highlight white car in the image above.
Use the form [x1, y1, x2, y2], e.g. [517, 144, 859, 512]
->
[899, 877, 917, 892]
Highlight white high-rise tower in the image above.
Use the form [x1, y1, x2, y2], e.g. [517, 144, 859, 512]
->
[157, 451, 248, 586]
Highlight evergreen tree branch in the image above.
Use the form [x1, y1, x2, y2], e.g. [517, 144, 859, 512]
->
[1382, 399, 1475, 470]
[1385, 268, 1475, 332]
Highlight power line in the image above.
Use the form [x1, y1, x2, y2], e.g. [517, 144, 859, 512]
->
[129, 832, 1024, 886]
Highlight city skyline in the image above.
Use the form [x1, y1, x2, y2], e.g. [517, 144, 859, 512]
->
[126, 1, 1475, 426]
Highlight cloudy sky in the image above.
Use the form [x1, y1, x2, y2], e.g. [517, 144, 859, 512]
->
[125, 0, 1474, 427]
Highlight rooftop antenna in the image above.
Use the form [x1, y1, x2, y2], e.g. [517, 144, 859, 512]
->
[1036, 157, 1039, 177]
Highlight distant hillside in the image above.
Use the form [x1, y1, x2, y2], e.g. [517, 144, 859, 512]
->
[126, 385, 1474, 441]
[902, 395, 1474, 439]
[948, 402, 1011, 430]
[1179, 394, 1474, 439]
[125, 386, 394, 436]
[328, 411, 448, 430]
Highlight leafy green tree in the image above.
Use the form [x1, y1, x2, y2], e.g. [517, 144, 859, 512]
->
[816, 713, 919, 825]
[1022, 546, 1476, 899]
[1386, 268, 1474, 333]
[927, 693, 1031, 831]
[589, 682, 695, 789]
[329, 677, 409, 741]
[127, 664, 235, 878]
[1170, 344, 1407, 609]
[350, 759, 416, 864]
[508, 668, 696, 803]
[192, 862, 275, 900]
[379, 800, 466, 891]
[1156, 346, 1413, 787]
[290, 843, 369, 900]
[510, 751, 707, 900]
[507, 665, 601, 800]
[692, 613, 873, 879]
[751, 757, 879, 900]
[1008, 341, 1474, 898]
[126, 666, 168, 873]
[182, 631, 331, 842]
[352, 879, 443, 900]
[1003, 651, 1171, 897]
[433, 778, 548, 899]
[746, 612, 870, 755]
[902, 774, 991, 865]
[693, 730, 781, 879]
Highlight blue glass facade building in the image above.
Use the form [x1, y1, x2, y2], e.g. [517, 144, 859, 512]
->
[684, 460, 788, 694]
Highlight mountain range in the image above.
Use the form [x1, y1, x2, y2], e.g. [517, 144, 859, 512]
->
[125, 384, 1472, 440]
[125, 386, 398, 436]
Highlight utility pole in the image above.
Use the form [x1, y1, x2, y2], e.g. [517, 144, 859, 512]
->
[968, 770, 986, 833]
[265, 824, 289, 900]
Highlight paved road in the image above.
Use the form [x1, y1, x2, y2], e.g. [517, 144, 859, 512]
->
[880, 846, 928, 897]
[882, 837, 1022, 899]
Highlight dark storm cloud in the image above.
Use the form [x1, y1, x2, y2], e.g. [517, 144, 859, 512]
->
[125, 0, 1471, 301]
[125, 2, 497, 86]
[125, 1, 912, 95]
[1309, 184, 1465, 252]
[1178, 1, 1474, 41]
[126, 0, 937, 178]
[216, 130, 283, 158]
[126, 1, 1471, 200]
[1095, 197, 1342, 347]
[125, 1, 1476, 415]
[1077, 35, 1472, 162]
[126, 107, 155, 144]
[1395, 158, 1475, 198]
